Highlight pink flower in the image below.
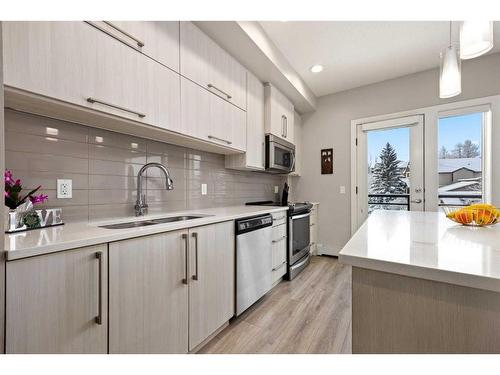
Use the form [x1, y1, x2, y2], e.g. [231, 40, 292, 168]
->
[4, 191, 10, 198]
[4, 170, 14, 185]
[30, 194, 49, 205]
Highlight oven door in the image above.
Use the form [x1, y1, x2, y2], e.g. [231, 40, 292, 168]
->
[266, 136, 295, 173]
[288, 212, 311, 265]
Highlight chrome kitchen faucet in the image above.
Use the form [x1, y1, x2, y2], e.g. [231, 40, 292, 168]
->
[135, 162, 174, 216]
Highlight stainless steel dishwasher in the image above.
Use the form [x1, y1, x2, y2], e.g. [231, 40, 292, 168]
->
[235, 214, 273, 316]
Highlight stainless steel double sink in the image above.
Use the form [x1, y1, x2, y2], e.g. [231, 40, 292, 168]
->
[99, 215, 211, 229]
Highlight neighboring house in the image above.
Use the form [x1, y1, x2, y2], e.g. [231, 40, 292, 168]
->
[438, 158, 482, 206]
[398, 161, 410, 178]
[438, 158, 481, 187]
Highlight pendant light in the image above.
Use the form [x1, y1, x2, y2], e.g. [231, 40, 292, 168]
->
[460, 21, 494, 59]
[440, 22, 462, 98]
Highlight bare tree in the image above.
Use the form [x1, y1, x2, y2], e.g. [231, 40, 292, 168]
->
[462, 139, 480, 158]
[439, 146, 450, 159]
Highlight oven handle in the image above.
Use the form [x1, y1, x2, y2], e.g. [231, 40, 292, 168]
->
[290, 212, 310, 220]
[291, 254, 310, 270]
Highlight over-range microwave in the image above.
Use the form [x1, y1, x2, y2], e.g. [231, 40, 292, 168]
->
[265, 134, 295, 173]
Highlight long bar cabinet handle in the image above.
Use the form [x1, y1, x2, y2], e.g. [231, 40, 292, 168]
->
[102, 21, 145, 47]
[95, 251, 103, 325]
[192, 232, 199, 280]
[182, 234, 189, 284]
[207, 83, 232, 100]
[208, 135, 232, 145]
[87, 97, 146, 118]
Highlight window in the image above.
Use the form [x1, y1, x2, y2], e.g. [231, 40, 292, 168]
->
[438, 112, 485, 207]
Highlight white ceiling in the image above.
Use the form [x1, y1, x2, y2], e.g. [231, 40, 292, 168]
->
[260, 21, 500, 97]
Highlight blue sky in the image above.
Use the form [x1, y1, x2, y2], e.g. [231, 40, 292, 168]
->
[367, 112, 482, 165]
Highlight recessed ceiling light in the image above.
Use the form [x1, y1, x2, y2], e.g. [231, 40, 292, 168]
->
[310, 64, 324, 73]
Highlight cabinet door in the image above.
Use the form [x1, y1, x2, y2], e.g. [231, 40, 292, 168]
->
[209, 93, 246, 151]
[188, 222, 235, 350]
[90, 21, 180, 72]
[6, 245, 108, 353]
[3, 21, 180, 130]
[180, 22, 246, 110]
[3, 21, 96, 109]
[109, 230, 189, 354]
[181, 76, 246, 151]
[246, 71, 265, 169]
[265, 84, 295, 143]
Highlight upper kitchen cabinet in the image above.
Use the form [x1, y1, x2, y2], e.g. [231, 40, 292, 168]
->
[181, 77, 246, 152]
[180, 21, 247, 111]
[264, 83, 295, 144]
[2, 21, 180, 132]
[86, 21, 180, 72]
[226, 71, 265, 171]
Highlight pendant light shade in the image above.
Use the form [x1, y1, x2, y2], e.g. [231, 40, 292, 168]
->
[460, 21, 494, 59]
[440, 45, 462, 98]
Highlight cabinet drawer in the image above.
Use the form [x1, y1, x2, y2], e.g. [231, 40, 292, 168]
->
[271, 212, 287, 227]
[87, 21, 180, 72]
[272, 239, 287, 270]
[272, 262, 286, 284]
[272, 223, 287, 242]
[180, 22, 246, 111]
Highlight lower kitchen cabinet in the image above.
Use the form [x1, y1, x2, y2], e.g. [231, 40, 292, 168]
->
[271, 217, 287, 284]
[108, 221, 235, 353]
[108, 229, 189, 354]
[188, 221, 235, 350]
[5, 244, 108, 354]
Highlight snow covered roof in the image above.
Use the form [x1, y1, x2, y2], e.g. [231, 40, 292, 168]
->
[397, 161, 409, 169]
[438, 158, 481, 173]
[438, 180, 481, 193]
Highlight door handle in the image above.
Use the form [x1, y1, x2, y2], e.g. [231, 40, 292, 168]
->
[411, 199, 423, 204]
[207, 84, 232, 100]
[192, 232, 199, 281]
[281, 115, 286, 137]
[284, 116, 288, 138]
[102, 21, 145, 47]
[182, 233, 189, 284]
[95, 251, 103, 325]
[86, 97, 146, 118]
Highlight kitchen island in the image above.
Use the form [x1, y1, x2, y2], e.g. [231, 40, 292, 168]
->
[340, 210, 500, 353]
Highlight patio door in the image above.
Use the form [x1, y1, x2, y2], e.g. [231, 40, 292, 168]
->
[355, 115, 424, 228]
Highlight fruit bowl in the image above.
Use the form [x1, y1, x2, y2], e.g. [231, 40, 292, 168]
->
[442, 204, 500, 227]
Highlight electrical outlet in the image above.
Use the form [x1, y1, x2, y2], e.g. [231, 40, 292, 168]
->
[340, 185, 346, 194]
[274, 186, 279, 194]
[57, 179, 72, 199]
[201, 183, 207, 196]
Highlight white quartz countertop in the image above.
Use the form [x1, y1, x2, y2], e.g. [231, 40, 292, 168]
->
[4, 205, 288, 260]
[339, 210, 500, 292]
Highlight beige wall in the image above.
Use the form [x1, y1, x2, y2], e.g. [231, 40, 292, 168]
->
[294, 52, 500, 255]
[5, 110, 284, 223]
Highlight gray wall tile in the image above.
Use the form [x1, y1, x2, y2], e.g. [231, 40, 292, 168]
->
[5, 110, 285, 222]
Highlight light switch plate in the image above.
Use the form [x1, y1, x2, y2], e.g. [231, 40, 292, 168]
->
[274, 186, 279, 194]
[201, 183, 208, 196]
[57, 179, 72, 199]
[340, 185, 346, 194]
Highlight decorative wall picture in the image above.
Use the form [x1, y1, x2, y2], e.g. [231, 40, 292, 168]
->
[321, 148, 333, 174]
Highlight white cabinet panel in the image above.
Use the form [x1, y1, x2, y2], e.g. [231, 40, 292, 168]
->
[3, 21, 180, 132]
[181, 77, 246, 151]
[225, 71, 265, 170]
[265, 83, 295, 144]
[109, 230, 189, 354]
[6, 245, 108, 354]
[90, 21, 180, 72]
[188, 222, 234, 350]
[180, 22, 246, 110]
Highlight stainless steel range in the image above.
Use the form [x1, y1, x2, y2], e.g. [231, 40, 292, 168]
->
[245, 200, 313, 280]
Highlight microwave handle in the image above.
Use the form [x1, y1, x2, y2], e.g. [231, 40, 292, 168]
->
[281, 115, 286, 137]
[290, 148, 296, 172]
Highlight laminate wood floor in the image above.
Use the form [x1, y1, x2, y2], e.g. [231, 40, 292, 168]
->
[198, 256, 352, 354]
